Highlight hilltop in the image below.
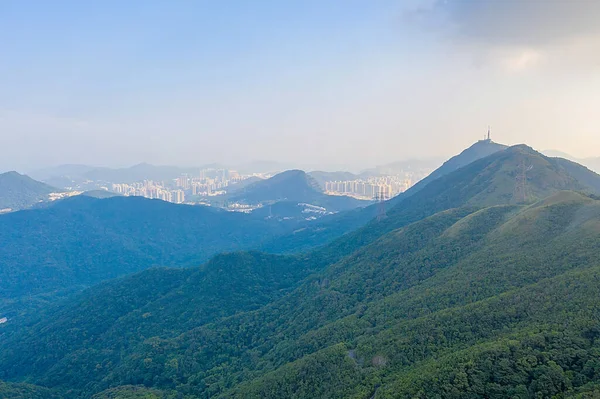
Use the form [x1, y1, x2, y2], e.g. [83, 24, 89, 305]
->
[0, 171, 59, 211]
[397, 139, 508, 199]
[228, 169, 369, 212]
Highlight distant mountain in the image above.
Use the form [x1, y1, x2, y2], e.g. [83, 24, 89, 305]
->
[0, 196, 304, 316]
[31, 163, 206, 188]
[543, 149, 577, 159]
[544, 150, 600, 174]
[359, 158, 442, 177]
[308, 171, 359, 189]
[229, 170, 370, 212]
[0, 171, 59, 211]
[223, 176, 264, 193]
[28, 164, 100, 182]
[235, 160, 291, 174]
[82, 163, 199, 184]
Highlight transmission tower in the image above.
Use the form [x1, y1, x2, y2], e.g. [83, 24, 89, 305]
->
[376, 188, 387, 221]
[513, 160, 533, 204]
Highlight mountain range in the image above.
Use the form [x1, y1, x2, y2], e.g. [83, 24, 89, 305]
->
[544, 150, 600, 174]
[0, 196, 304, 317]
[0, 141, 505, 318]
[3, 142, 600, 398]
[0, 169, 372, 317]
[30, 163, 206, 188]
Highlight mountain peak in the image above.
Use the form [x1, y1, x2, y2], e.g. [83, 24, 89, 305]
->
[0, 172, 58, 211]
[0, 170, 23, 178]
[229, 169, 367, 211]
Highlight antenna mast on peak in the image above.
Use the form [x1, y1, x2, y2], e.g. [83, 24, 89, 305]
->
[487, 126, 491, 141]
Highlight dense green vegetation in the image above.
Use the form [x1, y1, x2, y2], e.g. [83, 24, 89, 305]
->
[91, 385, 186, 399]
[0, 142, 536, 317]
[0, 251, 324, 387]
[0, 380, 62, 399]
[4, 188, 600, 398]
[0, 171, 59, 210]
[5, 145, 600, 398]
[0, 196, 303, 316]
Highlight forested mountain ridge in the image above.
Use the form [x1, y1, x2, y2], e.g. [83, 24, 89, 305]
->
[0, 196, 305, 316]
[256, 140, 509, 255]
[0, 252, 323, 392]
[268, 144, 600, 264]
[4, 189, 600, 398]
[0, 171, 59, 211]
[391, 139, 508, 201]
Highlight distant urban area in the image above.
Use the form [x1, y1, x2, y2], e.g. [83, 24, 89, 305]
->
[324, 175, 415, 200]
[107, 168, 429, 205]
[110, 169, 265, 204]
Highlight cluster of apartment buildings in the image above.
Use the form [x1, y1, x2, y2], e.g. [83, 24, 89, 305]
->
[109, 169, 266, 204]
[111, 181, 186, 204]
[325, 176, 413, 200]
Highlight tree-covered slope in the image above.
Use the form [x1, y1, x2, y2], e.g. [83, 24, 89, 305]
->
[259, 142, 588, 256]
[0, 171, 59, 211]
[195, 192, 600, 398]
[406, 140, 507, 193]
[4, 190, 600, 398]
[0, 196, 303, 316]
[0, 380, 62, 399]
[266, 145, 600, 263]
[0, 252, 321, 395]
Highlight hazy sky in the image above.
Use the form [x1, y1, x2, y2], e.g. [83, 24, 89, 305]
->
[1, 0, 599, 172]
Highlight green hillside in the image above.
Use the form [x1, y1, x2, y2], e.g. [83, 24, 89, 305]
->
[0, 171, 59, 211]
[0, 196, 304, 316]
[398, 139, 507, 198]
[259, 141, 522, 255]
[0, 380, 62, 399]
[265, 145, 600, 262]
[4, 189, 600, 398]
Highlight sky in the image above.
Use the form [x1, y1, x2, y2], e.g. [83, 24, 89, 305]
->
[1, 0, 599, 172]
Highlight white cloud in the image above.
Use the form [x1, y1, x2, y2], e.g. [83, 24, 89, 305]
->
[421, 0, 600, 72]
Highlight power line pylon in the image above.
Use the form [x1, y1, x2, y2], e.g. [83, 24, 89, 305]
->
[513, 159, 533, 204]
[376, 188, 387, 221]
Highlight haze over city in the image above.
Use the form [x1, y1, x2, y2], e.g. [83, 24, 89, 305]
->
[1, 0, 599, 172]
